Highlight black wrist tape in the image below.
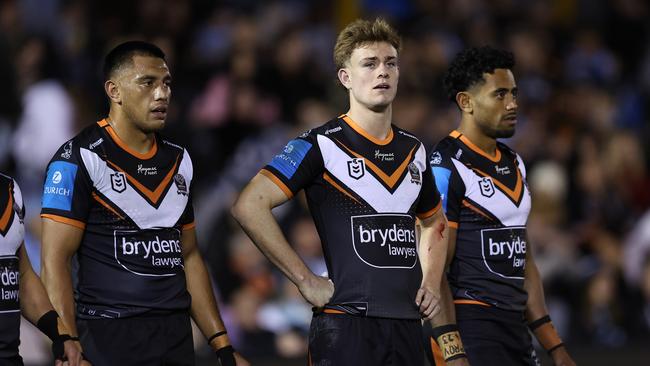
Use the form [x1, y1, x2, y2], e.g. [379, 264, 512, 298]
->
[431, 324, 467, 362]
[215, 345, 236, 366]
[36, 310, 72, 360]
[208, 330, 228, 344]
[36, 310, 66, 341]
[528, 315, 563, 352]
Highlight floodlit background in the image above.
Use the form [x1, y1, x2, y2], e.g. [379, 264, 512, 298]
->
[1, 0, 649, 365]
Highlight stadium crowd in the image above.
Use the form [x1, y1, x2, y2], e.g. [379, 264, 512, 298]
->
[0, 0, 648, 364]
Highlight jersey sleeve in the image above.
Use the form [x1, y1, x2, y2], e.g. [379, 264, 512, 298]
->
[11, 178, 25, 222]
[40, 140, 93, 229]
[416, 154, 442, 219]
[178, 149, 195, 230]
[260, 132, 324, 198]
[429, 147, 465, 228]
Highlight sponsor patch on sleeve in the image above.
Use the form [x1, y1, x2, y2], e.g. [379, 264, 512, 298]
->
[42, 161, 77, 211]
[432, 167, 451, 212]
[268, 139, 312, 179]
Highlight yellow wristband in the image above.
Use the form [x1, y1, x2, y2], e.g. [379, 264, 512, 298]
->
[434, 329, 466, 362]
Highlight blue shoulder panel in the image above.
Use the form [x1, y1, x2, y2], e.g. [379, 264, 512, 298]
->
[268, 139, 312, 179]
[42, 161, 78, 211]
[432, 167, 451, 213]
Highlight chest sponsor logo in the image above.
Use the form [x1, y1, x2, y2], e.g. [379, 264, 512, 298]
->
[0, 257, 19, 312]
[111, 172, 127, 193]
[374, 150, 394, 162]
[137, 164, 157, 176]
[495, 165, 511, 175]
[408, 162, 421, 185]
[481, 227, 527, 279]
[479, 177, 495, 197]
[351, 214, 417, 269]
[174, 174, 188, 195]
[114, 228, 184, 277]
[347, 158, 365, 180]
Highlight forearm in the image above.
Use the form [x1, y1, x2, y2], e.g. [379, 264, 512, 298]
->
[19, 269, 54, 324]
[232, 198, 314, 286]
[430, 274, 457, 326]
[184, 248, 231, 348]
[524, 253, 548, 322]
[419, 212, 449, 288]
[41, 263, 78, 336]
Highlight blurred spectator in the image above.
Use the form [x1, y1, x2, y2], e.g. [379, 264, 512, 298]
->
[2, 1, 649, 364]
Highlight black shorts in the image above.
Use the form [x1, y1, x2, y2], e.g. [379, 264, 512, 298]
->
[0, 356, 23, 366]
[456, 304, 538, 366]
[308, 311, 423, 366]
[77, 311, 194, 366]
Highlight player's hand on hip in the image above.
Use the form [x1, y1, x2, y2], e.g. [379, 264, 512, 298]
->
[298, 274, 334, 308]
[551, 346, 576, 366]
[415, 286, 441, 320]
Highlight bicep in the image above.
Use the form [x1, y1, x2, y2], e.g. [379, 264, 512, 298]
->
[239, 172, 292, 209]
[41, 218, 84, 263]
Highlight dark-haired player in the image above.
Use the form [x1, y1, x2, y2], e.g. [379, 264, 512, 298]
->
[40, 41, 249, 366]
[233, 19, 452, 365]
[0, 172, 83, 365]
[424, 46, 576, 366]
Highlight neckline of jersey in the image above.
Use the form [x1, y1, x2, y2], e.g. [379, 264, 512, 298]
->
[450, 130, 501, 162]
[97, 119, 158, 160]
[340, 114, 394, 146]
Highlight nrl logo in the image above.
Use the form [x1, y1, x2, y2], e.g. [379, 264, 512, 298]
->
[347, 158, 365, 180]
[111, 172, 127, 193]
[479, 177, 495, 198]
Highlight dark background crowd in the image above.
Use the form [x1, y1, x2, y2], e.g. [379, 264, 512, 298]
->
[0, 0, 649, 365]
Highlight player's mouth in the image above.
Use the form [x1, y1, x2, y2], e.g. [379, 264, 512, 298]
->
[150, 105, 168, 120]
[503, 113, 517, 124]
[373, 83, 391, 90]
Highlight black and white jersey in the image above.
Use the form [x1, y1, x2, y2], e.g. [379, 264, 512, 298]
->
[430, 130, 531, 311]
[263, 115, 441, 320]
[0, 174, 24, 357]
[41, 119, 194, 319]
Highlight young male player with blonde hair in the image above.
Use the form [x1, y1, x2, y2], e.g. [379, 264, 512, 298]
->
[233, 18, 455, 365]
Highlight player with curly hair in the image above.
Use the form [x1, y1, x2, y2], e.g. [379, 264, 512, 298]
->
[424, 46, 576, 366]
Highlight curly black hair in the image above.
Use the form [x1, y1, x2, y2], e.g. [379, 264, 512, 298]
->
[442, 46, 515, 103]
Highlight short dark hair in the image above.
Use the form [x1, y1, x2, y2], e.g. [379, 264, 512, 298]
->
[103, 41, 165, 80]
[443, 46, 515, 103]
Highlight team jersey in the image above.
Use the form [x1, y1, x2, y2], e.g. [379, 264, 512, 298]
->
[0, 174, 25, 358]
[430, 130, 531, 311]
[41, 119, 194, 319]
[263, 114, 441, 320]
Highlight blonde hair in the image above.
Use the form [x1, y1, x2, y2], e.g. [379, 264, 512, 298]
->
[333, 18, 401, 70]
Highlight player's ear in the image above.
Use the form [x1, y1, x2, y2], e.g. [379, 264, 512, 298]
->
[338, 68, 352, 90]
[105, 79, 121, 104]
[456, 92, 472, 113]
